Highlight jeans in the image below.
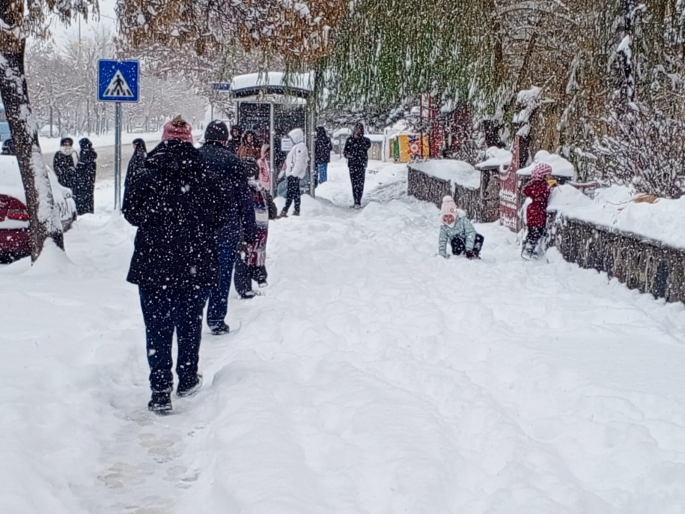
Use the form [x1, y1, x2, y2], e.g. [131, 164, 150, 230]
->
[283, 176, 301, 213]
[451, 234, 485, 257]
[349, 166, 366, 206]
[139, 285, 209, 393]
[207, 231, 241, 328]
[317, 163, 328, 185]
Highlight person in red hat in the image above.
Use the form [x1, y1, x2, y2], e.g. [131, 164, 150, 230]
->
[522, 162, 556, 259]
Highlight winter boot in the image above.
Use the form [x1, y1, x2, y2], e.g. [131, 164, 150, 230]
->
[293, 210, 300, 216]
[258, 280, 268, 288]
[279, 210, 288, 218]
[177, 374, 203, 398]
[210, 322, 230, 336]
[240, 290, 262, 300]
[148, 392, 172, 413]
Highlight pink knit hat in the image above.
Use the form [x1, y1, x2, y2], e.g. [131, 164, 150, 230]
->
[531, 162, 553, 181]
[162, 116, 193, 144]
[440, 196, 458, 218]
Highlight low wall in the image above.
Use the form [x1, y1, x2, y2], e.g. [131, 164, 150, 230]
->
[408, 165, 499, 222]
[407, 166, 451, 208]
[551, 214, 685, 303]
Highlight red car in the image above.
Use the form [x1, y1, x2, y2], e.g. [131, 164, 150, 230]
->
[0, 155, 77, 262]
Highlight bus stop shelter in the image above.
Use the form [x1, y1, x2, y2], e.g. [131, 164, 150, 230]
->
[230, 72, 316, 196]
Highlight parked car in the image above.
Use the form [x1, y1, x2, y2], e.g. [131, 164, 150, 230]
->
[0, 155, 77, 262]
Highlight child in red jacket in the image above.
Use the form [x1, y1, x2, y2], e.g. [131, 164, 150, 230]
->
[522, 163, 555, 258]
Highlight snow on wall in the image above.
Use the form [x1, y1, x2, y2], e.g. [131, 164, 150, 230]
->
[518, 150, 575, 178]
[550, 184, 685, 250]
[409, 160, 481, 190]
[476, 147, 512, 170]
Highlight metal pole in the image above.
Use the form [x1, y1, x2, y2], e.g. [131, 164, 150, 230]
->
[308, 101, 316, 198]
[269, 102, 275, 197]
[114, 102, 122, 210]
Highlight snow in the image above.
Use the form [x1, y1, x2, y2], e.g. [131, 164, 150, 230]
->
[231, 72, 314, 92]
[332, 128, 351, 138]
[367, 134, 385, 142]
[476, 146, 512, 170]
[618, 35, 632, 56]
[550, 183, 685, 249]
[3, 158, 685, 512]
[39, 130, 166, 154]
[518, 150, 575, 178]
[410, 159, 481, 189]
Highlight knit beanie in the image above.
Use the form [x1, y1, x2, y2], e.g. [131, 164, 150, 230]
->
[204, 120, 229, 142]
[162, 116, 193, 144]
[440, 196, 458, 218]
[531, 162, 553, 181]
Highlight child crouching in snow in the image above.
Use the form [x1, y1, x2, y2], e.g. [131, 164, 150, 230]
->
[522, 163, 556, 259]
[438, 196, 484, 259]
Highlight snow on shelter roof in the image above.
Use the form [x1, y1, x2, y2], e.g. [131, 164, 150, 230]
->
[231, 72, 313, 98]
[518, 151, 575, 178]
[476, 147, 512, 170]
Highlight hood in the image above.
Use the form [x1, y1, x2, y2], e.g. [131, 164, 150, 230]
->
[316, 126, 328, 138]
[145, 140, 197, 175]
[205, 120, 229, 142]
[354, 123, 365, 137]
[288, 128, 304, 145]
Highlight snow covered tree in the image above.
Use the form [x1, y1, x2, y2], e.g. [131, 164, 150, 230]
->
[0, 0, 98, 261]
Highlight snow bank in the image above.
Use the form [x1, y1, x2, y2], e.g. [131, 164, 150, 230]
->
[476, 147, 512, 170]
[550, 184, 685, 249]
[518, 150, 575, 178]
[410, 159, 480, 189]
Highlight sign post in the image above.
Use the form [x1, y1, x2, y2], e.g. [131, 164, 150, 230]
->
[98, 59, 140, 210]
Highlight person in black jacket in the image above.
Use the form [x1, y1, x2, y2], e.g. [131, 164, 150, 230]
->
[73, 138, 97, 214]
[315, 126, 332, 186]
[122, 116, 219, 413]
[226, 124, 243, 155]
[343, 123, 372, 208]
[53, 137, 78, 190]
[199, 120, 257, 336]
[124, 138, 147, 192]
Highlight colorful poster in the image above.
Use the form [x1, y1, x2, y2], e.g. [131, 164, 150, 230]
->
[499, 137, 520, 231]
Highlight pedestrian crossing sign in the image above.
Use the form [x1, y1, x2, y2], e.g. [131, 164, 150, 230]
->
[98, 60, 139, 102]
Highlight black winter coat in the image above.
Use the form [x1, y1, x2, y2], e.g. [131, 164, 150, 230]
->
[344, 136, 371, 169]
[74, 148, 97, 214]
[198, 141, 257, 244]
[122, 140, 220, 288]
[124, 146, 147, 192]
[54, 151, 77, 189]
[315, 133, 332, 165]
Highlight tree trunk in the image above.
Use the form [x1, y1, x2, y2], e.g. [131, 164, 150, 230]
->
[0, 40, 64, 261]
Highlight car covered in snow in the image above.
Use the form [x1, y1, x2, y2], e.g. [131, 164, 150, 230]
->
[0, 155, 77, 262]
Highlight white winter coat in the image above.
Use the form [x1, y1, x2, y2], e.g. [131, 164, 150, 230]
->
[280, 128, 309, 180]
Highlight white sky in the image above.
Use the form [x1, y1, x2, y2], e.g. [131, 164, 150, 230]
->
[48, 0, 117, 45]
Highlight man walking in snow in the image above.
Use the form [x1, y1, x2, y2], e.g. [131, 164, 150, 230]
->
[278, 128, 309, 217]
[199, 120, 257, 334]
[123, 116, 218, 413]
[343, 123, 371, 208]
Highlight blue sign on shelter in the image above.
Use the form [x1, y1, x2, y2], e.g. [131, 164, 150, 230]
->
[98, 60, 139, 102]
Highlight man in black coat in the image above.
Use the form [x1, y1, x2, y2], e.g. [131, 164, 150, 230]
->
[53, 137, 78, 189]
[74, 138, 97, 214]
[123, 116, 219, 413]
[315, 126, 332, 186]
[199, 120, 257, 335]
[343, 123, 372, 208]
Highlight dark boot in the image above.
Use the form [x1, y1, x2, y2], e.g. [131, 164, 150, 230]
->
[148, 392, 172, 413]
[177, 374, 203, 398]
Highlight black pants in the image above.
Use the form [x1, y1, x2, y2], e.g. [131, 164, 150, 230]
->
[524, 227, 546, 250]
[349, 166, 366, 206]
[249, 265, 268, 284]
[283, 176, 301, 213]
[139, 285, 208, 393]
[451, 234, 485, 256]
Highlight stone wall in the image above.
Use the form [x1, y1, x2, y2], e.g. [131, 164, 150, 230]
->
[551, 214, 685, 303]
[407, 166, 452, 208]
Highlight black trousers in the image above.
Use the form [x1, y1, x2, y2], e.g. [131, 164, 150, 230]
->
[524, 227, 546, 250]
[283, 176, 301, 212]
[349, 166, 366, 206]
[139, 285, 208, 393]
[451, 234, 485, 256]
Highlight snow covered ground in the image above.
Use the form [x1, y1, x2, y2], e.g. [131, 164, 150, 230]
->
[2, 158, 685, 513]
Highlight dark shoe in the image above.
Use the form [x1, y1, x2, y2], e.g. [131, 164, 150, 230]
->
[279, 210, 288, 218]
[148, 392, 172, 413]
[258, 280, 268, 288]
[210, 322, 230, 336]
[240, 290, 262, 300]
[177, 374, 203, 398]
[293, 210, 300, 216]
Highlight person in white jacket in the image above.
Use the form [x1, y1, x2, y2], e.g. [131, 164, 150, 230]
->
[278, 128, 309, 217]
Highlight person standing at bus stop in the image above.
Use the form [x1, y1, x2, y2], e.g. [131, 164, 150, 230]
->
[315, 126, 332, 186]
[343, 123, 371, 209]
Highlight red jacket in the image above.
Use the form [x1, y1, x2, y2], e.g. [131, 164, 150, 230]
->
[523, 177, 551, 228]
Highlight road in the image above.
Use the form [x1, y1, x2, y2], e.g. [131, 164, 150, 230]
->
[43, 141, 159, 183]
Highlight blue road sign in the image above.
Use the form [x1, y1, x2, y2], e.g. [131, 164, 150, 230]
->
[98, 60, 139, 102]
[212, 82, 231, 91]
